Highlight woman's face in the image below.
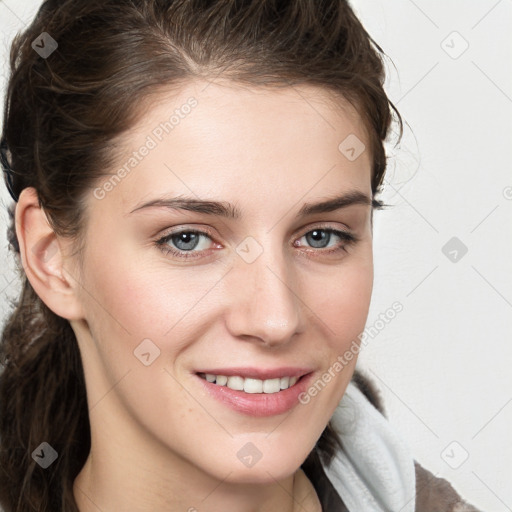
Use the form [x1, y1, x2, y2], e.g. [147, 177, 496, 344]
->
[70, 79, 374, 486]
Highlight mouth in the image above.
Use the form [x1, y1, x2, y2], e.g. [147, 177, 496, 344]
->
[194, 368, 315, 417]
[196, 372, 306, 394]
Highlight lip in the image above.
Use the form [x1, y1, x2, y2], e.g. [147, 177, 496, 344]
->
[193, 366, 313, 380]
[194, 370, 315, 417]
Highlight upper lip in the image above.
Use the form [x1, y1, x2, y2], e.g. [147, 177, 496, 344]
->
[195, 366, 314, 380]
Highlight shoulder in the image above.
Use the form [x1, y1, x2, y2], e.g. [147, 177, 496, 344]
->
[351, 369, 483, 512]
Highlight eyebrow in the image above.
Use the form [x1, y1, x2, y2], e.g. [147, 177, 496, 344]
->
[129, 190, 381, 218]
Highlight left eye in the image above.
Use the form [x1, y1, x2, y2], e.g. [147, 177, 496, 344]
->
[297, 228, 350, 249]
[156, 227, 357, 259]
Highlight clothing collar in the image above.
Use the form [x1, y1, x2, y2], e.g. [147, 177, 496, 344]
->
[321, 381, 416, 512]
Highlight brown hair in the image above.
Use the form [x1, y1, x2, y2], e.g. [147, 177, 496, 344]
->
[0, 0, 402, 510]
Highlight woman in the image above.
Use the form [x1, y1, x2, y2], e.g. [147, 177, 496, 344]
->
[0, 0, 482, 510]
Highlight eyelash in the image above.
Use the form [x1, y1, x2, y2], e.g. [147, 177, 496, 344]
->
[155, 224, 360, 260]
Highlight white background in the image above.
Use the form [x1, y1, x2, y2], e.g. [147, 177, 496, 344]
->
[1, 1, 511, 511]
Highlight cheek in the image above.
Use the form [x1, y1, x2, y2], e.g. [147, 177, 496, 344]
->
[79, 239, 181, 337]
[313, 250, 374, 348]
[298, 257, 373, 427]
[78, 238, 228, 372]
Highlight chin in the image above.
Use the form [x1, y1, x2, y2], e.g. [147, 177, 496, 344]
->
[210, 441, 311, 485]
[220, 461, 300, 486]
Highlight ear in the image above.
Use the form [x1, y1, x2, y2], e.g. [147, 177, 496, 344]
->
[15, 187, 85, 320]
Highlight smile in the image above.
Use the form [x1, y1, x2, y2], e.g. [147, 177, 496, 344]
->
[197, 372, 299, 394]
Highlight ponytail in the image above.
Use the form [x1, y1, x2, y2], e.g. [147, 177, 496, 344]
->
[0, 207, 89, 511]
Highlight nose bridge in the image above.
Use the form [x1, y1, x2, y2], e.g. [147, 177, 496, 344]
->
[226, 234, 302, 345]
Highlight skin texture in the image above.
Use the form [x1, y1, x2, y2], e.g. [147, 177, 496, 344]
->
[15, 79, 374, 511]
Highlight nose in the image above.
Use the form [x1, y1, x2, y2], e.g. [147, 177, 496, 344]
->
[224, 241, 303, 348]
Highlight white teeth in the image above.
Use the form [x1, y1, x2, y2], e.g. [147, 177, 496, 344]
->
[227, 375, 244, 391]
[200, 373, 301, 393]
[215, 375, 228, 386]
[244, 378, 263, 394]
[263, 378, 281, 393]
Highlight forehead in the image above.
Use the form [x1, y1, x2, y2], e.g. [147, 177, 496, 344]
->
[93, 79, 372, 216]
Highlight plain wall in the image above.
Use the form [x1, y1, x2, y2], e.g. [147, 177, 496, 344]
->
[1, 1, 510, 510]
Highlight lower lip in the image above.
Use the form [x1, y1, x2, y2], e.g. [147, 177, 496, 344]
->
[195, 372, 314, 417]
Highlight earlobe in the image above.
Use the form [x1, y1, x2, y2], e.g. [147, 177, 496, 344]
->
[15, 187, 85, 320]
